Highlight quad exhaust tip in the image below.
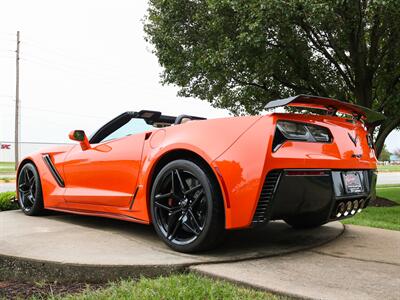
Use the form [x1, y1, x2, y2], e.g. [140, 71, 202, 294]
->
[336, 202, 345, 218]
[335, 199, 365, 218]
[351, 200, 359, 215]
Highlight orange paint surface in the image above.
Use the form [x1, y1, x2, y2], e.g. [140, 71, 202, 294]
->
[17, 111, 377, 229]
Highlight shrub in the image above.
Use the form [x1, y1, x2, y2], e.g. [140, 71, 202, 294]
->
[0, 191, 18, 211]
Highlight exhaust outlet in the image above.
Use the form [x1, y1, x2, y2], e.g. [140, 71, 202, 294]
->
[336, 202, 345, 218]
[351, 200, 359, 215]
[344, 201, 353, 216]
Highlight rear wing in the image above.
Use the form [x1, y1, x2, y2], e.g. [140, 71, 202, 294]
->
[265, 94, 385, 128]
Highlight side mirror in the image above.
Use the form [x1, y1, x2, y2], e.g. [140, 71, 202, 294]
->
[69, 130, 91, 150]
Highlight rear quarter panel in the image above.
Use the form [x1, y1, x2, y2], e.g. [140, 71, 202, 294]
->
[130, 116, 262, 222]
[214, 113, 377, 229]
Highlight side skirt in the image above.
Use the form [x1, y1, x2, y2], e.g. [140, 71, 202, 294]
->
[46, 207, 150, 225]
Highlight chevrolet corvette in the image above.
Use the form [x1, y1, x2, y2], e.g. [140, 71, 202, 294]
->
[16, 95, 383, 252]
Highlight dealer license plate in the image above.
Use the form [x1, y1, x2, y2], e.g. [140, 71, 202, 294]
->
[342, 171, 364, 194]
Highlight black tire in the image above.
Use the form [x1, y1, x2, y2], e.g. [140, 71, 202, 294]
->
[150, 159, 225, 253]
[284, 214, 327, 229]
[17, 162, 45, 216]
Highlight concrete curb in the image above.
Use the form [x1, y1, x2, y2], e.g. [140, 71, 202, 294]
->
[0, 254, 187, 283]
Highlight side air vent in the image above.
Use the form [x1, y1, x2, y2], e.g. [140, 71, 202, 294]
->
[252, 170, 282, 225]
[42, 154, 65, 187]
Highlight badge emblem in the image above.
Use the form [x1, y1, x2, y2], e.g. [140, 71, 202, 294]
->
[348, 133, 358, 146]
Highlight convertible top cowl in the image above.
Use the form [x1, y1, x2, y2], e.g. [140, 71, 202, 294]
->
[266, 94, 385, 127]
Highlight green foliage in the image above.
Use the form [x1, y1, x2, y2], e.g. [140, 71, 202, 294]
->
[379, 144, 391, 161]
[0, 162, 15, 174]
[376, 185, 400, 204]
[40, 274, 287, 300]
[378, 164, 400, 172]
[144, 0, 400, 155]
[342, 206, 400, 231]
[0, 191, 18, 211]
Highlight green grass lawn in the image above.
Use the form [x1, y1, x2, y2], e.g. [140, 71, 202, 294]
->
[378, 164, 400, 172]
[0, 162, 15, 174]
[29, 274, 288, 300]
[342, 185, 400, 231]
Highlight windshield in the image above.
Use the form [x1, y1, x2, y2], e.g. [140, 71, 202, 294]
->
[100, 118, 157, 143]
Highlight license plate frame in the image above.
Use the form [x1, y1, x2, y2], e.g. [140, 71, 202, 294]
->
[342, 171, 364, 194]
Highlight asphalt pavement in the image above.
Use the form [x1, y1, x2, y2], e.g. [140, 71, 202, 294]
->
[0, 183, 14, 193]
[377, 172, 400, 185]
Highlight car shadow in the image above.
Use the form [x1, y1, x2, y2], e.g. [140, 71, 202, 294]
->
[44, 211, 343, 259]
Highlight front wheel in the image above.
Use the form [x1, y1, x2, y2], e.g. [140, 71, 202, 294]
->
[150, 159, 225, 253]
[17, 163, 45, 216]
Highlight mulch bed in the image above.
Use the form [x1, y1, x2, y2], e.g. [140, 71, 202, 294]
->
[0, 281, 104, 299]
[369, 196, 399, 207]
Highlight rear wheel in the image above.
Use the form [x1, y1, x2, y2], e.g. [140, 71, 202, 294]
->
[18, 163, 45, 216]
[150, 159, 225, 253]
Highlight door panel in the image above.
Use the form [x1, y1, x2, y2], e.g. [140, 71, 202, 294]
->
[63, 133, 145, 207]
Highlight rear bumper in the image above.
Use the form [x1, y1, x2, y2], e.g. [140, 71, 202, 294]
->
[252, 169, 377, 226]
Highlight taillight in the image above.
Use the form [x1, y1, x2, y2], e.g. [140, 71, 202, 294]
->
[273, 120, 332, 151]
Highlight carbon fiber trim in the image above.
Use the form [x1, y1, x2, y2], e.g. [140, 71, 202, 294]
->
[252, 170, 282, 225]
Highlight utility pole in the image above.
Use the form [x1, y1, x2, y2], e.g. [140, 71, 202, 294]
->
[14, 31, 20, 170]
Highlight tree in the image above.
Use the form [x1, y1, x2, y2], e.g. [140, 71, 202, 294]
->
[144, 0, 400, 157]
[379, 144, 391, 161]
[394, 148, 400, 157]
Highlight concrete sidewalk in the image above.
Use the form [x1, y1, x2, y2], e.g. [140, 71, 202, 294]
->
[192, 225, 400, 300]
[0, 210, 343, 282]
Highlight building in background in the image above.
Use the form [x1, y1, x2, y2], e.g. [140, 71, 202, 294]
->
[390, 154, 400, 164]
[0, 142, 71, 163]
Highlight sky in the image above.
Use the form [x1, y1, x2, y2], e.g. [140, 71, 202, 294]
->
[0, 0, 399, 153]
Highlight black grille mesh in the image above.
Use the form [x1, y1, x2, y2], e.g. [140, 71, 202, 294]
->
[252, 170, 282, 225]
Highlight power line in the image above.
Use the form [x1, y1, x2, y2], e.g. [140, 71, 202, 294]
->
[0, 102, 108, 120]
[20, 57, 135, 87]
[0, 141, 72, 145]
[21, 40, 128, 75]
[0, 55, 15, 59]
[22, 38, 125, 70]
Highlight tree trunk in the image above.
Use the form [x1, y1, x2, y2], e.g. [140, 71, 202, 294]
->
[375, 118, 400, 158]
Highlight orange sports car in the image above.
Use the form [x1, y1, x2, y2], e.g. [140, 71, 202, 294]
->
[17, 95, 383, 252]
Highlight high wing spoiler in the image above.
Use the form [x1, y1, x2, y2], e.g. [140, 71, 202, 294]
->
[265, 94, 385, 127]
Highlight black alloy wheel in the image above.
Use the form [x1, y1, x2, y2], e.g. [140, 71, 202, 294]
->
[18, 163, 44, 216]
[150, 159, 224, 253]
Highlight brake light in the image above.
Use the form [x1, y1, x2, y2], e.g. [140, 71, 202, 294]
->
[286, 170, 329, 176]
